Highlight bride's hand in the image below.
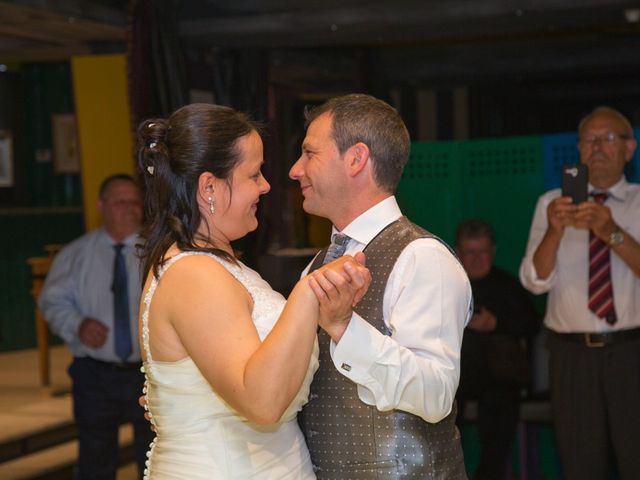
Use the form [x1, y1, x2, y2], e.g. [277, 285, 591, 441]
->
[307, 254, 370, 342]
[138, 395, 156, 432]
[311, 254, 370, 305]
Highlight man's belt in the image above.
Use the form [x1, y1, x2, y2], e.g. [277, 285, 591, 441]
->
[80, 356, 142, 371]
[549, 327, 640, 348]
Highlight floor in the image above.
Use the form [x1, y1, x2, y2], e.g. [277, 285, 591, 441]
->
[0, 345, 138, 479]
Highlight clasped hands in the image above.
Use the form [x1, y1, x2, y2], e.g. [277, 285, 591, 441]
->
[307, 252, 371, 342]
[138, 254, 371, 424]
[547, 196, 618, 242]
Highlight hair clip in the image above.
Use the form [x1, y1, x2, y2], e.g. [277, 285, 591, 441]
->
[149, 141, 157, 149]
[147, 166, 155, 175]
[148, 122, 156, 128]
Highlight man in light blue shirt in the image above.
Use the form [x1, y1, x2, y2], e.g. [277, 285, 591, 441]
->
[40, 174, 154, 480]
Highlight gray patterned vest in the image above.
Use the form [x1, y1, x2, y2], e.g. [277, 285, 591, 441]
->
[300, 216, 467, 480]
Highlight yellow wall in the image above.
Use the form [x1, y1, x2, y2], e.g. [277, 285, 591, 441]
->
[71, 54, 134, 231]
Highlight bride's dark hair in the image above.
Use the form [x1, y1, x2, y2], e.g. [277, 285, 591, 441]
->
[136, 103, 259, 279]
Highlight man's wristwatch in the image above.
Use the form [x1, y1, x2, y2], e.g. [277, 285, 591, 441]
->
[608, 228, 624, 246]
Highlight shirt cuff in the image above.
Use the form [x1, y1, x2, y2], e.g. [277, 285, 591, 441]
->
[58, 312, 85, 345]
[330, 313, 386, 406]
[521, 259, 555, 292]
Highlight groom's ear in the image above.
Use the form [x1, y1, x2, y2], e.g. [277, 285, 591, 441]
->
[346, 142, 370, 177]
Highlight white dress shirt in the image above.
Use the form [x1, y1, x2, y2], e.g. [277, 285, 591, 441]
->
[519, 177, 640, 333]
[304, 196, 472, 423]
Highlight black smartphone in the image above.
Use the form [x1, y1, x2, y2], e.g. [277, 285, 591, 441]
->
[561, 164, 588, 204]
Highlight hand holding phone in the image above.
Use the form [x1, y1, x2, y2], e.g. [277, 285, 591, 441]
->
[561, 164, 588, 204]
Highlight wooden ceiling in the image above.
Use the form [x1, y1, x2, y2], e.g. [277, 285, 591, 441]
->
[0, 0, 639, 85]
[178, 0, 640, 48]
[0, 0, 126, 63]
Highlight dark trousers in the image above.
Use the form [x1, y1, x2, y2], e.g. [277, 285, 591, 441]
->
[457, 333, 522, 480]
[457, 388, 519, 480]
[548, 332, 640, 480]
[69, 357, 155, 480]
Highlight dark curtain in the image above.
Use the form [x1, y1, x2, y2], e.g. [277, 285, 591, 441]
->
[212, 48, 271, 268]
[127, 0, 188, 129]
[128, 1, 273, 267]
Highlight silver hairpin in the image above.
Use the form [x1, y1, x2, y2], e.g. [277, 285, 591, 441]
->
[148, 122, 156, 128]
[147, 165, 155, 175]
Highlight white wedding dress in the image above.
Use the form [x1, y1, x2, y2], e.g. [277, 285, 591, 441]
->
[140, 252, 318, 479]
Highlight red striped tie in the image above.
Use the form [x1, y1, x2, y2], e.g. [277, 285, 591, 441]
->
[588, 192, 617, 324]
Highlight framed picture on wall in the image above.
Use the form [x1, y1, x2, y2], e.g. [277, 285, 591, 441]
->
[52, 113, 80, 173]
[0, 130, 13, 187]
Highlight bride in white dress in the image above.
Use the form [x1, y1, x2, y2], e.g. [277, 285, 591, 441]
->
[135, 104, 369, 479]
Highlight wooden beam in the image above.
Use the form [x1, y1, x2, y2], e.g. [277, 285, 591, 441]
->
[377, 35, 640, 84]
[179, 0, 640, 47]
[0, 3, 124, 41]
[0, 1, 125, 61]
[1, 0, 126, 26]
[0, 44, 92, 63]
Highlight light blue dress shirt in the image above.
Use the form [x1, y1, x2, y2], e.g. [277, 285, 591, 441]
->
[39, 228, 143, 362]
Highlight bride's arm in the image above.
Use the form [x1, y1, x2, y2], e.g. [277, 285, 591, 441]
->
[166, 255, 368, 424]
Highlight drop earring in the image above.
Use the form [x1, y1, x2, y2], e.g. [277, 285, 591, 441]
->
[208, 196, 215, 215]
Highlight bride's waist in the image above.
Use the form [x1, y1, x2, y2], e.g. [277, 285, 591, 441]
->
[147, 389, 305, 429]
[154, 415, 302, 440]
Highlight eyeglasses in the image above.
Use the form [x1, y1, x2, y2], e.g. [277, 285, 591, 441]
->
[579, 132, 632, 145]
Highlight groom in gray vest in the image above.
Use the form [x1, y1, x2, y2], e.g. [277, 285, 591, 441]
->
[290, 94, 472, 479]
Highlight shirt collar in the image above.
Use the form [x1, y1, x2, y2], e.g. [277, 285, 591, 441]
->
[588, 176, 629, 202]
[331, 196, 402, 247]
[100, 228, 140, 248]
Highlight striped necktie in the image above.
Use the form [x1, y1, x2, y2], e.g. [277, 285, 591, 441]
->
[588, 192, 617, 324]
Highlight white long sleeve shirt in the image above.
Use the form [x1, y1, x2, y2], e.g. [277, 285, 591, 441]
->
[519, 177, 640, 333]
[304, 197, 472, 423]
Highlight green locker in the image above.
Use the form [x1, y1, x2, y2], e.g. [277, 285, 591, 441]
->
[398, 136, 544, 276]
[397, 141, 463, 245]
[458, 136, 544, 276]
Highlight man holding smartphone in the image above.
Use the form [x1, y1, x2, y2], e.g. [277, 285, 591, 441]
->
[520, 106, 640, 480]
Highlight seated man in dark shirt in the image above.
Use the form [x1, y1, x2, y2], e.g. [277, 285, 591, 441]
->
[455, 218, 541, 480]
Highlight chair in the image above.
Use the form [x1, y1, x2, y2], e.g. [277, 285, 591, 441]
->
[26, 244, 64, 386]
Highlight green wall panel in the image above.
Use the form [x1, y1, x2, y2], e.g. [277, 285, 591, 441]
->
[0, 210, 84, 352]
[397, 141, 463, 244]
[23, 62, 82, 208]
[0, 258, 34, 350]
[459, 136, 544, 276]
[398, 136, 544, 276]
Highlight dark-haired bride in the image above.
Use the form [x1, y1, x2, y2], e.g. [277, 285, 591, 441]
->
[136, 103, 369, 479]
